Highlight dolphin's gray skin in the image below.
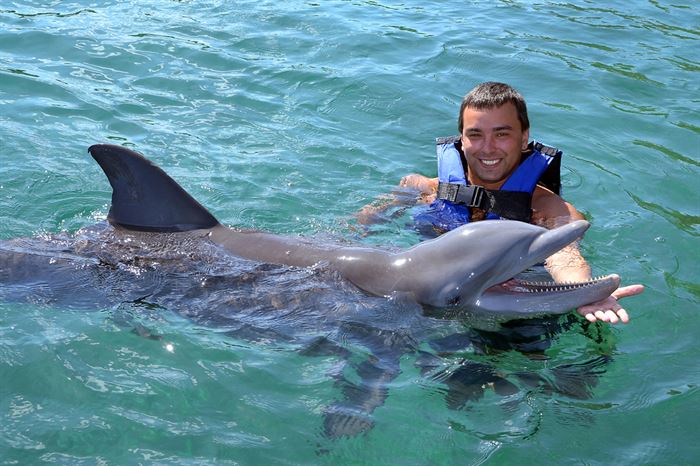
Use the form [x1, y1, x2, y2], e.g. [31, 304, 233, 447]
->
[88, 143, 619, 323]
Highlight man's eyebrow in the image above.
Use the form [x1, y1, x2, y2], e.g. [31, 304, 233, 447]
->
[463, 124, 514, 133]
[493, 125, 514, 131]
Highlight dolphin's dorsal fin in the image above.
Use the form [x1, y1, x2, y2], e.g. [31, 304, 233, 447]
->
[88, 144, 219, 232]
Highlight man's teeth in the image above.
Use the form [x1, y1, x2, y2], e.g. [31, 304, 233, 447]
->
[481, 159, 499, 166]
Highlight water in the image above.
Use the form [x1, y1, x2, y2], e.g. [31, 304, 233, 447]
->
[1, 0, 698, 464]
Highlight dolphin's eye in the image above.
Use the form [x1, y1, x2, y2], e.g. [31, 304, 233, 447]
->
[447, 295, 461, 306]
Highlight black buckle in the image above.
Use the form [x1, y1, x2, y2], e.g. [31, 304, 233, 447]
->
[438, 182, 489, 210]
[467, 185, 486, 209]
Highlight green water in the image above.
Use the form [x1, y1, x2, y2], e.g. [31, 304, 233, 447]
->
[1, 0, 698, 464]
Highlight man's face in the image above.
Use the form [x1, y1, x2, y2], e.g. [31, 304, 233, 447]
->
[460, 103, 529, 188]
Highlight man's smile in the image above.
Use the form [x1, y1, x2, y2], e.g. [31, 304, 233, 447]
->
[479, 159, 501, 166]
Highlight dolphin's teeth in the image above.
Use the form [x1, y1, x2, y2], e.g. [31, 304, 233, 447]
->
[505, 274, 612, 296]
[517, 277, 606, 293]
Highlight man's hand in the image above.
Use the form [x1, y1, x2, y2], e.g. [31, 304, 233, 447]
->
[576, 284, 645, 324]
[399, 174, 437, 194]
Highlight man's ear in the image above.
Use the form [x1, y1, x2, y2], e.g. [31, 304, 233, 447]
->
[521, 129, 530, 150]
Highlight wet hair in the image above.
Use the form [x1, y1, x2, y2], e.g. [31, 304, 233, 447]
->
[457, 82, 530, 133]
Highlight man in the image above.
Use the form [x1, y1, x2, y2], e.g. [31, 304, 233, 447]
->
[365, 82, 644, 324]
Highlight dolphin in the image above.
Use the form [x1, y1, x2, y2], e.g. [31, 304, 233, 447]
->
[87, 143, 619, 323]
[0, 143, 622, 439]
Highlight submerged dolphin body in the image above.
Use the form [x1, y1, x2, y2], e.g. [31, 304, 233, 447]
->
[88, 143, 619, 322]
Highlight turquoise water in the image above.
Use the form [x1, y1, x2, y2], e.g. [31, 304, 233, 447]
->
[1, 0, 699, 464]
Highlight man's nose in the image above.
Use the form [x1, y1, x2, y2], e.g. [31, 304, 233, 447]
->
[482, 134, 496, 153]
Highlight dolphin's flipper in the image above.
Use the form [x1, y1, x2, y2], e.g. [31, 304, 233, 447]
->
[88, 144, 219, 232]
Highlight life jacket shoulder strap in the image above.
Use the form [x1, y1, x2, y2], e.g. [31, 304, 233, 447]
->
[529, 141, 562, 195]
[532, 141, 562, 158]
[436, 135, 461, 146]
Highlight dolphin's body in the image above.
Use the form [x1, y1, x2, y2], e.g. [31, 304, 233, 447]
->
[87, 144, 619, 322]
[0, 144, 621, 439]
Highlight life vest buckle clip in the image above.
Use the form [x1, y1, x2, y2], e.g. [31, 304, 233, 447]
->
[468, 185, 486, 209]
[437, 182, 489, 210]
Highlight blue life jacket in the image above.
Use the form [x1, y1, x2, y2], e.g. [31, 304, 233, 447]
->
[414, 136, 561, 236]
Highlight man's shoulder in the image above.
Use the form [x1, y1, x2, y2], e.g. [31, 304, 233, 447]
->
[532, 185, 581, 222]
[533, 184, 561, 202]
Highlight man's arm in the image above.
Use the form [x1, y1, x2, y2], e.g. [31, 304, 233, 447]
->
[355, 174, 437, 225]
[532, 187, 644, 324]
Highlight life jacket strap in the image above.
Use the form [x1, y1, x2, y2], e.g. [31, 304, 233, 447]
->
[436, 182, 532, 222]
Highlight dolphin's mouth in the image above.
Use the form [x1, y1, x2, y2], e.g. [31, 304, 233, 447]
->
[486, 274, 620, 294]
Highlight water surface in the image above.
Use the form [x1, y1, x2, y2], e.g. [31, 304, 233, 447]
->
[1, 1, 698, 464]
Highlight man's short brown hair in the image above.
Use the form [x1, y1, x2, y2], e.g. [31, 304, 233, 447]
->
[458, 82, 530, 133]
